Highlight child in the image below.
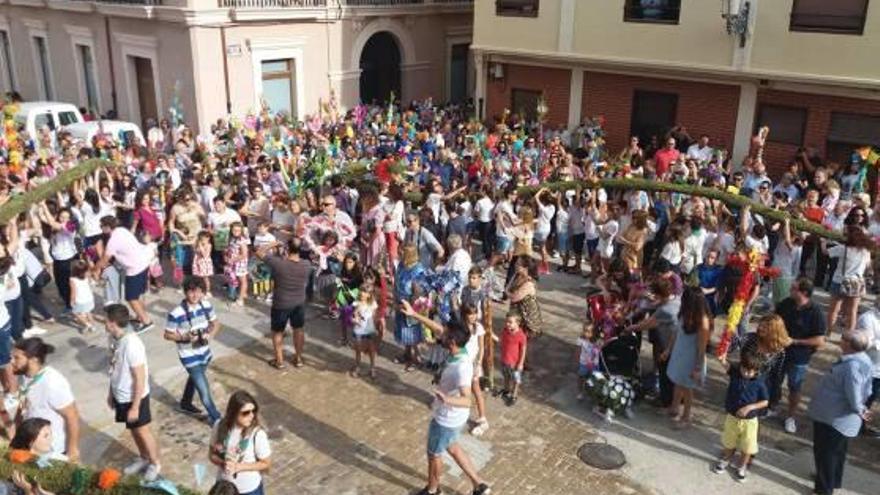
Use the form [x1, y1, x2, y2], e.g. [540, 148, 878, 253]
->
[251, 222, 276, 301]
[70, 260, 96, 333]
[462, 303, 489, 436]
[576, 322, 601, 400]
[224, 222, 250, 305]
[412, 284, 444, 369]
[192, 231, 214, 297]
[336, 252, 362, 346]
[499, 312, 527, 406]
[142, 232, 164, 292]
[350, 284, 378, 378]
[714, 352, 769, 482]
[363, 267, 388, 345]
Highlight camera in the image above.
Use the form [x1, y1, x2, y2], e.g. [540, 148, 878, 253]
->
[192, 329, 209, 348]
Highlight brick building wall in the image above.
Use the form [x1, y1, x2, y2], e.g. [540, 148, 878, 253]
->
[485, 64, 571, 127]
[757, 89, 880, 177]
[582, 72, 740, 159]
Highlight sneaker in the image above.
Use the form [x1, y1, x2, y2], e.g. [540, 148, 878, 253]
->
[471, 418, 489, 437]
[784, 417, 797, 434]
[22, 326, 48, 338]
[123, 457, 149, 476]
[176, 403, 203, 416]
[734, 465, 747, 482]
[136, 321, 155, 334]
[416, 487, 441, 495]
[764, 408, 779, 419]
[472, 483, 492, 495]
[712, 459, 729, 474]
[143, 463, 161, 482]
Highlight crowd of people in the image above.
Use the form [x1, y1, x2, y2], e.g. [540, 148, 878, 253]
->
[0, 89, 877, 495]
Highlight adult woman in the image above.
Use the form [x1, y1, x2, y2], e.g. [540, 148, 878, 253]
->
[394, 244, 426, 371]
[825, 224, 873, 334]
[507, 255, 542, 336]
[168, 190, 206, 278]
[36, 204, 77, 313]
[665, 286, 710, 428]
[733, 314, 792, 413]
[209, 391, 271, 495]
[4, 418, 64, 495]
[0, 222, 25, 341]
[381, 183, 405, 270]
[359, 189, 386, 269]
[617, 210, 649, 273]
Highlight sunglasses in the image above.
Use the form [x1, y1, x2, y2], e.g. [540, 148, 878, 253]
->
[239, 408, 255, 417]
[322, 202, 335, 207]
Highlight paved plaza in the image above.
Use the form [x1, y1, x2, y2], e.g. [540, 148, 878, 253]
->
[32, 268, 880, 494]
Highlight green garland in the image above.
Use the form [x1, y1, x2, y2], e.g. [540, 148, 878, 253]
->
[0, 158, 111, 224]
[0, 451, 199, 495]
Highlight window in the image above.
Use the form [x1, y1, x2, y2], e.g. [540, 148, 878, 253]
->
[826, 112, 880, 161]
[261, 59, 296, 116]
[631, 90, 678, 146]
[32, 35, 53, 99]
[790, 0, 869, 35]
[755, 105, 807, 146]
[624, 0, 681, 24]
[496, 0, 539, 17]
[511, 88, 541, 121]
[58, 111, 79, 126]
[77, 44, 99, 113]
[34, 112, 54, 131]
[0, 31, 15, 92]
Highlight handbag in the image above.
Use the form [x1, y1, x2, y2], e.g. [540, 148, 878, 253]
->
[840, 247, 865, 298]
[514, 294, 543, 336]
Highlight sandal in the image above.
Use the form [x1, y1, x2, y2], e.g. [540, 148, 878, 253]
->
[267, 359, 287, 370]
[292, 357, 305, 368]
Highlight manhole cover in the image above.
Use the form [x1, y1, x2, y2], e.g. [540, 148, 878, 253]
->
[578, 442, 626, 470]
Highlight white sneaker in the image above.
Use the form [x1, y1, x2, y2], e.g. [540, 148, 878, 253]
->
[123, 457, 149, 476]
[784, 417, 797, 434]
[471, 418, 489, 437]
[143, 463, 161, 482]
[22, 326, 48, 338]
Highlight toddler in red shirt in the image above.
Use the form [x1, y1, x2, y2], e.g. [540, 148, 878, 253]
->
[499, 312, 527, 406]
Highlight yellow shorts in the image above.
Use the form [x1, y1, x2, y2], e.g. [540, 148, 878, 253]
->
[721, 414, 759, 455]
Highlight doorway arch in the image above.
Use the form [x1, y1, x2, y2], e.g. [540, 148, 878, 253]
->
[359, 31, 401, 104]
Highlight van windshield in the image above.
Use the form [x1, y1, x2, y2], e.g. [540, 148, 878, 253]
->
[34, 113, 55, 131]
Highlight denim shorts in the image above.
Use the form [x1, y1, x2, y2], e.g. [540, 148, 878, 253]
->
[785, 362, 810, 393]
[556, 232, 569, 253]
[426, 419, 462, 456]
[502, 365, 522, 384]
[0, 322, 10, 366]
[496, 235, 512, 252]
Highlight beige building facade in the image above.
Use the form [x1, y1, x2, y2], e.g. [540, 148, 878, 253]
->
[473, 0, 880, 175]
[0, 0, 473, 134]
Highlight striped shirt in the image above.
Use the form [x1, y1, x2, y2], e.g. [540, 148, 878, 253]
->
[166, 299, 216, 368]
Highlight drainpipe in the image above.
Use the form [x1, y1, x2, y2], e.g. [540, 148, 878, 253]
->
[220, 25, 231, 114]
[104, 16, 118, 116]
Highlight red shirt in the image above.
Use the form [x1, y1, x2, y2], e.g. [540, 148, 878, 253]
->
[804, 206, 825, 224]
[653, 148, 680, 177]
[500, 327, 527, 367]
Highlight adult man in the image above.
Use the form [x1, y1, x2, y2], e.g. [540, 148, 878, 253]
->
[299, 194, 356, 272]
[444, 234, 472, 289]
[808, 329, 873, 495]
[163, 277, 221, 425]
[258, 238, 312, 369]
[774, 277, 826, 434]
[855, 300, 880, 436]
[399, 309, 491, 495]
[404, 212, 444, 268]
[105, 303, 161, 481]
[490, 185, 518, 268]
[653, 137, 680, 178]
[686, 134, 713, 163]
[11, 338, 79, 461]
[97, 216, 153, 332]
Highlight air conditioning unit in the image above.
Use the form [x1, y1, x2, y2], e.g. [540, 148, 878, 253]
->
[491, 63, 504, 80]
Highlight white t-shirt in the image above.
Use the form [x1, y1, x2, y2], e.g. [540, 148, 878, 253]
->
[494, 200, 516, 237]
[208, 209, 242, 233]
[432, 356, 473, 428]
[79, 202, 103, 238]
[828, 245, 871, 284]
[555, 208, 570, 234]
[597, 219, 618, 259]
[444, 249, 472, 288]
[110, 332, 151, 403]
[352, 301, 377, 336]
[465, 323, 486, 365]
[474, 197, 494, 223]
[715, 231, 736, 265]
[20, 366, 75, 456]
[772, 241, 803, 279]
[686, 144, 714, 163]
[50, 230, 78, 261]
[213, 425, 271, 494]
[535, 202, 555, 235]
[744, 235, 769, 255]
[661, 240, 683, 265]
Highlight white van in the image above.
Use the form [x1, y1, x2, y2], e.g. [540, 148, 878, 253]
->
[12, 101, 83, 138]
[65, 120, 145, 148]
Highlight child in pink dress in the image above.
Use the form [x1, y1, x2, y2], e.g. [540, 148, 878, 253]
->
[193, 231, 215, 297]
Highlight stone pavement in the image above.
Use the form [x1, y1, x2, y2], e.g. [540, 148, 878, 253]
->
[34, 267, 880, 494]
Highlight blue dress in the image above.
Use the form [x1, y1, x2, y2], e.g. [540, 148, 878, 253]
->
[394, 262, 427, 346]
[666, 323, 706, 389]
